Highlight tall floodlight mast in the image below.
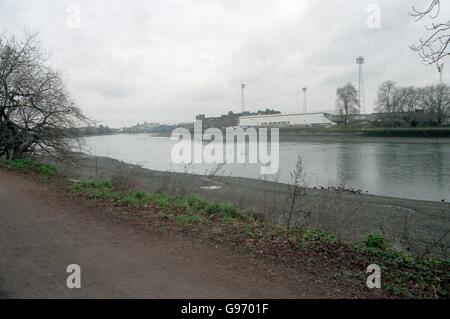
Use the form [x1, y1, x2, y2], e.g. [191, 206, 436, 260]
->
[241, 84, 246, 112]
[437, 63, 444, 84]
[302, 87, 307, 113]
[356, 56, 365, 114]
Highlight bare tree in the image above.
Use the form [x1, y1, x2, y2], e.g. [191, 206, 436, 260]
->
[398, 87, 422, 112]
[336, 82, 359, 126]
[375, 81, 403, 127]
[410, 0, 450, 65]
[397, 86, 423, 124]
[0, 31, 87, 159]
[420, 84, 450, 126]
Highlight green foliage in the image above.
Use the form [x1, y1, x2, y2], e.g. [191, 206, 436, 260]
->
[353, 240, 450, 298]
[3, 159, 56, 176]
[150, 193, 172, 208]
[205, 202, 238, 220]
[36, 164, 56, 176]
[244, 222, 265, 240]
[365, 233, 386, 250]
[174, 194, 240, 220]
[79, 179, 112, 189]
[177, 194, 209, 211]
[175, 213, 206, 225]
[70, 179, 119, 199]
[302, 229, 337, 243]
[118, 194, 141, 206]
[69, 180, 240, 222]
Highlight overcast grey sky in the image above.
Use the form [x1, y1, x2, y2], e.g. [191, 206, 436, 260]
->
[1, 0, 448, 127]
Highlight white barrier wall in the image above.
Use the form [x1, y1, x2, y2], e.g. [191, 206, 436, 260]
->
[239, 112, 334, 127]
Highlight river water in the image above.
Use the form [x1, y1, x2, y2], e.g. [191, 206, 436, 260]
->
[82, 134, 450, 202]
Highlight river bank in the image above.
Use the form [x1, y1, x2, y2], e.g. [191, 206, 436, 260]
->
[43, 153, 450, 258]
[2, 156, 449, 298]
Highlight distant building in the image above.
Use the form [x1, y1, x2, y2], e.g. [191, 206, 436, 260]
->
[239, 112, 336, 128]
[196, 109, 281, 129]
[177, 122, 194, 130]
[121, 122, 174, 133]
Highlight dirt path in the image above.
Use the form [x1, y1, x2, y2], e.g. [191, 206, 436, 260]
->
[0, 169, 363, 298]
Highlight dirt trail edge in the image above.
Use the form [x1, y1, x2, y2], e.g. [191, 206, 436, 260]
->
[0, 169, 365, 298]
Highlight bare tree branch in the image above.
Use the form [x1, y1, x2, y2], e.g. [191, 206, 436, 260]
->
[410, 0, 450, 65]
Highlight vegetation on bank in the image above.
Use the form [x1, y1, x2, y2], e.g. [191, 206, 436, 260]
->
[361, 127, 450, 138]
[1, 159, 449, 299]
[279, 126, 450, 138]
[2, 159, 56, 177]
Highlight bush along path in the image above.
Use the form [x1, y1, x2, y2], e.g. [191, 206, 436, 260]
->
[1, 159, 449, 299]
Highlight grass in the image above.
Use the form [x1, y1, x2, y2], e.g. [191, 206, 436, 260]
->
[1, 158, 449, 299]
[175, 195, 239, 221]
[69, 180, 240, 224]
[364, 233, 387, 250]
[174, 213, 206, 225]
[245, 225, 449, 298]
[2, 159, 56, 177]
[71, 180, 121, 200]
[353, 243, 450, 298]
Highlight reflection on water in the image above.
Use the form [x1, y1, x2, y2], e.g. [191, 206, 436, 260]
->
[83, 134, 450, 202]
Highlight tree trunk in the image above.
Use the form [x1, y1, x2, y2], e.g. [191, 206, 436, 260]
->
[11, 144, 25, 160]
[345, 106, 349, 126]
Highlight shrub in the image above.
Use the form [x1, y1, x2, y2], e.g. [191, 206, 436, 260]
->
[152, 193, 172, 208]
[302, 229, 337, 243]
[205, 202, 238, 219]
[70, 179, 119, 199]
[179, 194, 209, 211]
[365, 233, 387, 250]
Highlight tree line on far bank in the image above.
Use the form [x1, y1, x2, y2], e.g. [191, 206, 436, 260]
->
[335, 82, 450, 127]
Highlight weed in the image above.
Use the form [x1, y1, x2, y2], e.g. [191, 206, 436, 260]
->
[302, 228, 337, 244]
[175, 213, 206, 225]
[70, 179, 120, 199]
[205, 202, 238, 220]
[365, 233, 387, 250]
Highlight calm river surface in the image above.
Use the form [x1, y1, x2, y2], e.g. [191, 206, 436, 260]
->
[83, 134, 450, 202]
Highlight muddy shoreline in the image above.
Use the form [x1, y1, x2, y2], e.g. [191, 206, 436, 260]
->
[121, 131, 450, 144]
